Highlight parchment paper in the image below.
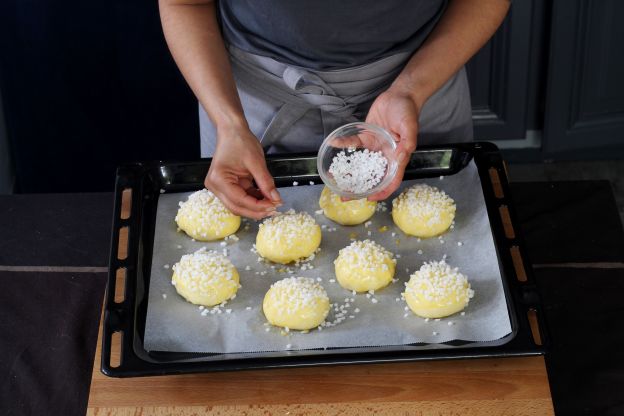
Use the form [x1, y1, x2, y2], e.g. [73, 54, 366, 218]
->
[144, 160, 512, 353]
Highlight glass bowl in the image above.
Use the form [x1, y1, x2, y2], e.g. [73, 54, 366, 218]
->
[317, 122, 399, 200]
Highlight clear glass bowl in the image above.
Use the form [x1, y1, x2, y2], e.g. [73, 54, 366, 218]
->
[317, 122, 399, 200]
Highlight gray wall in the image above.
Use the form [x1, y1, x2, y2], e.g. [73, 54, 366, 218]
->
[0, 86, 13, 194]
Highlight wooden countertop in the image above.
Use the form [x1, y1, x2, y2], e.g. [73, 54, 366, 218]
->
[87, 323, 553, 415]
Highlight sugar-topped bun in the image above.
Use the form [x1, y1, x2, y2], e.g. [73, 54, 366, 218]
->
[334, 240, 396, 292]
[175, 189, 240, 241]
[319, 186, 377, 226]
[392, 184, 455, 238]
[263, 276, 330, 330]
[256, 209, 321, 264]
[172, 248, 240, 307]
[404, 260, 474, 318]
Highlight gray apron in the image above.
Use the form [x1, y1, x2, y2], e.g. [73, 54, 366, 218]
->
[200, 45, 473, 157]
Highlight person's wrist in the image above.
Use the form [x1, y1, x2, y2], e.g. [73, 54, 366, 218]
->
[214, 112, 249, 135]
[389, 76, 428, 114]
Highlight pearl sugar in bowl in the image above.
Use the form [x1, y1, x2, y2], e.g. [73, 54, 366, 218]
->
[317, 122, 399, 199]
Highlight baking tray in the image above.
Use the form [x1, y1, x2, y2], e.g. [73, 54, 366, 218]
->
[101, 142, 547, 377]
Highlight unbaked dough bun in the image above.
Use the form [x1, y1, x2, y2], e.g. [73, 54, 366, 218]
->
[318, 186, 377, 226]
[334, 239, 396, 292]
[392, 184, 456, 238]
[263, 276, 330, 330]
[171, 247, 240, 307]
[256, 209, 321, 264]
[175, 189, 240, 241]
[403, 260, 474, 318]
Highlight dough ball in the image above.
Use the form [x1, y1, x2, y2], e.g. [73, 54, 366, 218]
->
[256, 209, 321, 264]
[319, 186, 377, 225]
[175, 189, 240, 241]
[392, 184, 456, 238]
[404, 260, 474, 318]
[263, 276, 330, 330]
[334, 239, 396, 292]
[172, 248, 240, 307]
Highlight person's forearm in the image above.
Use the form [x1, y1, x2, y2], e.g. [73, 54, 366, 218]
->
[159, 0, 247, 131]
[392, 0, 510, 110]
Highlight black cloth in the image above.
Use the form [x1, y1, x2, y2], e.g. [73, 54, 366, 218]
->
[512, 181, 624, 415]
[536, 267, 624, 415]
[0, 271, 106, 416]
[0, 193, 112, 416]
[219, 0, 447, 69]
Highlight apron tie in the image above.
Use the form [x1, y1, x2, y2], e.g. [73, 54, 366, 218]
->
[229, 46, 410, 145]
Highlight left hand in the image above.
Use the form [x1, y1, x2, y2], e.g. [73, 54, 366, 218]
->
[365, 86, 420, 201]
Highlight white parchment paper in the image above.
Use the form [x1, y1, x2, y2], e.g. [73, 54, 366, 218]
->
[144, 160, 512, 353]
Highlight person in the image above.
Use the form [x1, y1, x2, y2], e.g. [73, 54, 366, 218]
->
[159, 0, 510, 220]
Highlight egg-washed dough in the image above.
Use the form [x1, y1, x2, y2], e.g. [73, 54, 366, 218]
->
[171, 247, 240, 307]
[256, 209, 321, 264]
[334, 239, 396, 292]
[175, 189, 241, 241]
[404, 260, 474, 318]
[392, 184, 456, 238]
[263, 276, 330, 330]
[318, 186, 377, 225]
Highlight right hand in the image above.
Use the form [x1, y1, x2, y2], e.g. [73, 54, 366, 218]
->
[204, 125, 282, 220]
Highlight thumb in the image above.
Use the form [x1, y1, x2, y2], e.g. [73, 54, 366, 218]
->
[247, 158, 281, 204]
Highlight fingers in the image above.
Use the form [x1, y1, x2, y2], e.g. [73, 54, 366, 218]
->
[367, 171, 402, 202]
[205, 171, 276, 220]
[247, 158, 282, 205]
[218, 185, 276, 220]
[367, 137, 413, 202]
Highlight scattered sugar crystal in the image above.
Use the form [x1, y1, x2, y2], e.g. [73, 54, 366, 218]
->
[309, 181, 315, 185]
[433, 331, 438, 335]
[162, 293, 167, 299]
[163, 264, 170, 269]
[292, 181, 299, 186]
[371, 298, 378, 304]
[246, 306, 252, 310]
[457, 241, 463, 246]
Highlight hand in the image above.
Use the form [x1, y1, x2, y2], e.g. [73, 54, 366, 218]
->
[365, 86, 420, 201]
[204, 125, 282, 220]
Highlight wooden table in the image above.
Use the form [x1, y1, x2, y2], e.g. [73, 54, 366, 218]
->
[87, 325, 553, 415]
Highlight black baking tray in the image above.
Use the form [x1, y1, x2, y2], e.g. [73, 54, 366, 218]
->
[101, 142, 547, 377]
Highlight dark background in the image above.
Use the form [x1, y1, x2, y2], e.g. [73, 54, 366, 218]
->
[0, 0, 623, 193]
